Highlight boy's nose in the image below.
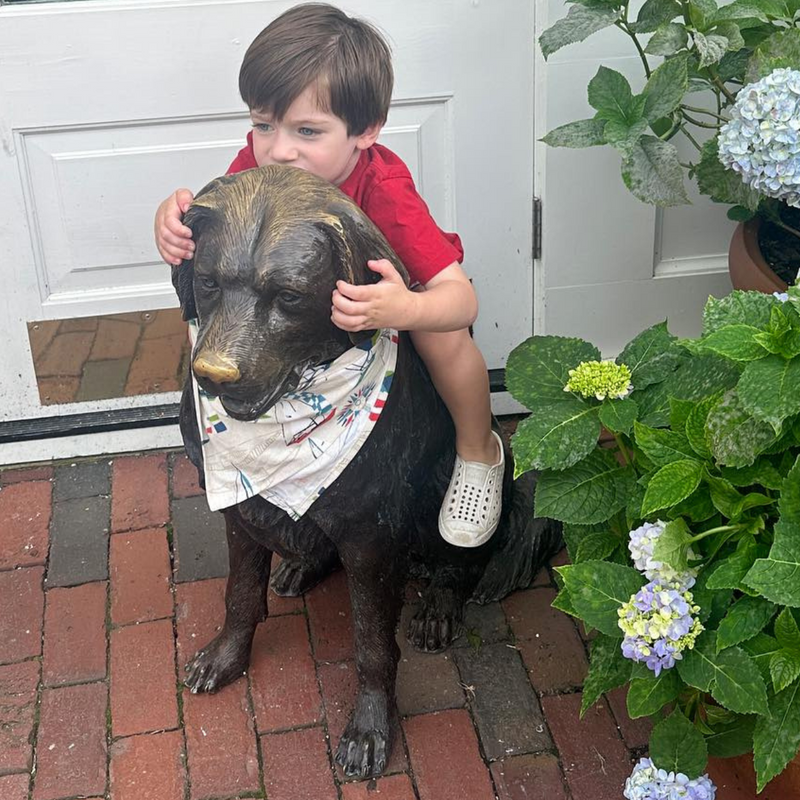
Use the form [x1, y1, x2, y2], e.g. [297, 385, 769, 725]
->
[271, 132, 298, 163]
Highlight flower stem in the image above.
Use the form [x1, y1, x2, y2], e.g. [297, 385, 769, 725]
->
[681, 111, 722, 129]
[614, 433, 632, 466]
[689, 524, 742, 543]
[679, 124, 703, 152]
[681, 104, 729, 123]
[615, 15, 651, 78]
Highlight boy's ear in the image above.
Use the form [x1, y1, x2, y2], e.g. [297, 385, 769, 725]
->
[354, 123, 381, 151]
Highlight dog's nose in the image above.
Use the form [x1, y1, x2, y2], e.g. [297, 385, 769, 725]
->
[193, 351, 241, 384]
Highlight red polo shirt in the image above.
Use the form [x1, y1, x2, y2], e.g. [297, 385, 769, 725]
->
[226, 134, 463, 285]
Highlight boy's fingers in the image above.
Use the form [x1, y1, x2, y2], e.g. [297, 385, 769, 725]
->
[331, 291, 363, 315]
[335, 280, 371, 300]
[165, 216, 194, 240]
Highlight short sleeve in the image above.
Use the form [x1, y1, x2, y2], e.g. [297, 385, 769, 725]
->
[362, 176, 464, 285]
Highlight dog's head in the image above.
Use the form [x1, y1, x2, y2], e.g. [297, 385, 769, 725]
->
[172, 165, 409, 421]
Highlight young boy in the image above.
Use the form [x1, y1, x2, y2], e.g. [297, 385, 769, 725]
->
[154, 2, 503, 547]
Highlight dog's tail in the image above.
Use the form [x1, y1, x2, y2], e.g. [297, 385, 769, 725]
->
[470, 471, 563, 604]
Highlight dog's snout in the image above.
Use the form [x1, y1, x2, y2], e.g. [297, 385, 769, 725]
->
[193, 351, 242, 384]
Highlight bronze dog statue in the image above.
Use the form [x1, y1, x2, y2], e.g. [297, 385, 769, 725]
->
[172, 165, 561, 778]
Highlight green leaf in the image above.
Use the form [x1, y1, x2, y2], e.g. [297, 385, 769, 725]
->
[738, 355, 800, 433]
[581, 634, 632, 715]
[562, 521, 606, 562]
[744, 519, 800, 606]
[775, 606, 800, 651]
[746, 27, 800, 83]
[551, 584, 580, 617]
[539, 5, 620, 59]
[695, 31, 730, 67]
[714, 21, 745, 52]
[705, 714, 757, 758]
[669, 484, 717, 523]
[603, 118, 649, 158]
[689, 0, 719, 27]
[753, 681, 800, 792]
[627, 670, 683, 718]
[649, 710, 708, 779]
[706, 389, 777, 468]
[670, 397, 695, 433]
[598, 397, 639, 435]
[678, 630, 769, 714]
[557, 561, 645, 636]
[743, 632, 782, 683]
[575, 531, 620, 563]
[669, 354, 741, 402]
[646, 22, 690, 55]
[770, 649, 800, 692]
[706, 537, 760, 590]
[720, 459, 784, 490]
[637, 381, 672, 427]
[506, 336, 601, 407]
[643, 54, 689, 122]
[712, 3, 769, 22]
[703, 291, 776, 336]
[634, 422, 698, 466]
[685, 394, 718, 459]
[512, 400, 600, 475]
[705, 473, 747, 518]
[694, 324, 768, 361]
[779, 453, 800, 523]
[716, 595, 777, 651]
[696, 138, 762, 210]
[634, 0, 682, 31]
[653, 518, 693, 573]
[542, 118, 608, 148]
[728, 204, 757, 222]
[621, 136, 690, 207]
[692, 571, 734, 626]
[619, 321, 681, 390]
[641, 459, 703, 516]
[535, 448, 634, 524]
[588, 66, 635, 116]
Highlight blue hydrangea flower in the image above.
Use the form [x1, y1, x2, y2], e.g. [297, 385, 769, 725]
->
[618, 580, 704, 675]
[628, 521, 697, 588]
[774, 291, 789, 302]
[624, 757, 716, 799]
[718, 68, 800, 207]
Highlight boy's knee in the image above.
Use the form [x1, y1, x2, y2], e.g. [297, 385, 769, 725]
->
[411, 328, 473, 363]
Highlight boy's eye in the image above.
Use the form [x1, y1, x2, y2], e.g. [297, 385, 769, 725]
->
[253, 122, 273, 133]
[298, 127, 318, 136]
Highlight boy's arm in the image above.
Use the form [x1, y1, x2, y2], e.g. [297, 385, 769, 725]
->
[332, 260, 478, 333]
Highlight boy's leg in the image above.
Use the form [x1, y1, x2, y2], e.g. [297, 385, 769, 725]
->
[410, 328, 504, 547]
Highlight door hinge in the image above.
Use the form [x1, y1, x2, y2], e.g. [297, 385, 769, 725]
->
[532, 196, 542, 261]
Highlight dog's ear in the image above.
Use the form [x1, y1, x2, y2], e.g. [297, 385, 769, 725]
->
[170, 176, 234, 321]
[320, 198, 411, 345]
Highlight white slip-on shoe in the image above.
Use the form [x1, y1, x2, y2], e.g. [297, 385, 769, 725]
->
[438, 431, 504, 548]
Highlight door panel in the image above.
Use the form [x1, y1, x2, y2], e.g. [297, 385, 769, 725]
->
[0, 0, 534, 433]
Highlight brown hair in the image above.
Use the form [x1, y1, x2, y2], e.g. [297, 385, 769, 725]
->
[239, 3, 393, 136]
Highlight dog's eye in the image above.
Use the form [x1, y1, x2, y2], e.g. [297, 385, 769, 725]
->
[277, 290, 301, 305]
[199, 277, 218, 291]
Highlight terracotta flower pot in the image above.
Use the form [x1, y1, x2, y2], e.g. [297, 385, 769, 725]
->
[728, 217, 788, 294]
[708, 752, 800, 798]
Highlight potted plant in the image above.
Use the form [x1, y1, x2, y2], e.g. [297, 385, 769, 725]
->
[539, 0, 800, 290]
[507, 289, 800, 795]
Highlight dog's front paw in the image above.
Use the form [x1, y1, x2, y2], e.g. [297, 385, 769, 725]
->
[334, 691, 395, 778]
[184, 630, 251, 694]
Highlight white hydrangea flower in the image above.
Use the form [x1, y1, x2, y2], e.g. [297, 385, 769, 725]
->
[718, 68, 800, 207]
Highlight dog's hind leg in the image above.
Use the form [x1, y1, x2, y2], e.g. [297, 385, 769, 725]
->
[407, 560, 485, 653]
[335, 537, 405, 778]
[184, 512, 270, 693]
[269, 533, 340, 597]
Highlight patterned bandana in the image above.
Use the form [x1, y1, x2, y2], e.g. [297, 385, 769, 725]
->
[188, 321, 398, 518]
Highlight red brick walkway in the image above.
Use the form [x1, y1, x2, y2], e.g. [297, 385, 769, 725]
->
[0, 450, 770, 800]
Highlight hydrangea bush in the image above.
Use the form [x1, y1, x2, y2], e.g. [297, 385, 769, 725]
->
[539, 0, 800, 222]
[507, 289, 800, 793]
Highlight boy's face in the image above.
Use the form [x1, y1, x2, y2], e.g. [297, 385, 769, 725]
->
[250, 86, 379, 186]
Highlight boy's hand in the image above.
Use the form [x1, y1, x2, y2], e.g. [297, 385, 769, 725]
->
[332, 259, 418, 332]
[154, 189, 195, 266]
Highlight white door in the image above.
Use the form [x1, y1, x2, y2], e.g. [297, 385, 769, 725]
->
[537, 15, 733, 356]
[0, 0, 534, 462]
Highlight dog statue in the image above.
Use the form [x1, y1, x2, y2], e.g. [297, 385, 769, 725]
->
[172, 165, 561, 778]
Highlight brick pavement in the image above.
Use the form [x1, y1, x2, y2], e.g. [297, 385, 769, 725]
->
[0, 450, 774, 800]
